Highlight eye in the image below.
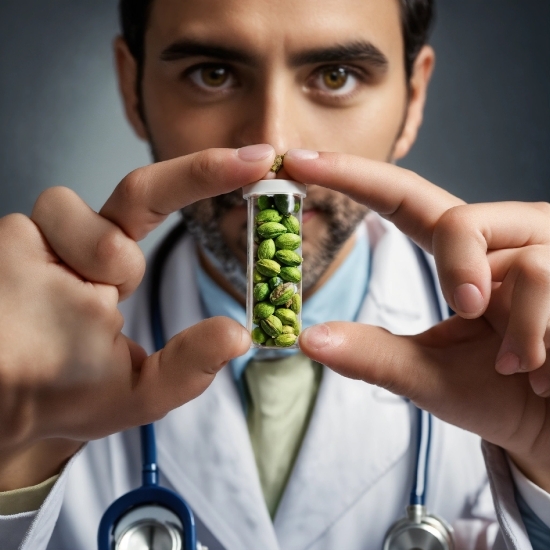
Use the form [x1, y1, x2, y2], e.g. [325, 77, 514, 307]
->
[188, 64, 235, 91]
[310, 66, 360, 96]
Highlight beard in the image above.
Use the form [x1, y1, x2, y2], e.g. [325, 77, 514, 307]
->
[179, 185, 369, 294]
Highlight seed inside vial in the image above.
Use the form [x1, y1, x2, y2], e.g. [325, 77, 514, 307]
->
[250, 191, 302, 347]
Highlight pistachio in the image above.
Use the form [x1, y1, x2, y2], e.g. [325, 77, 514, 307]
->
[261, 315, 283, 338]
[274, 308, 297, 326]
[270, 154, 285, 174]
[280, 266, 302, 283]
[254, 301, 275, 320]
[255, 209, 282, 225]
[290, 294, 301, 314]
[274, 194, 295, 215]
[256, 259, 281, 277]
[270, 282, 295, 305]
[282, 325, 295, 335]
[268, 276, 283, 290]
[253, 269, 266, 284]
[257, 222, 287, 240]
[252, 327, 268, 345]
[275, 249, 302, 266]
[293, 321, 301, 336]
[257, 239, 276, 260]
[275, 233, 301, 250]
[281, 215, 300, 235]
[265, 338, 276, 347]
[275, 333, 297, 347]
[258, 195, 273, 211]
[253, 282, 270, 302]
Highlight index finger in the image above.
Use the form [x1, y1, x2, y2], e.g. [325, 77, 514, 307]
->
[283, 149, 463, 252]
[101, 144, 275, 241]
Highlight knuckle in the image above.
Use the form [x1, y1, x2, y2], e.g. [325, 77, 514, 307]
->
[517, 249, 550, 287]
[118, 168, 148, 207]
[190, 150, 224, 187]
[0, 213, 34, 242]
[436, 205, 471, 236]
[32, 186, 74, 220]
[95, 227, 128, 267]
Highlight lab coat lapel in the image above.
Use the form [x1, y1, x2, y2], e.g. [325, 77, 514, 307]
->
[150, 235, 279, 550]
[274, 215, 442, 550]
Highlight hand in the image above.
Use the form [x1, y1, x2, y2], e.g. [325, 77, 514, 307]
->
[0, 144, 276, 490]
[283, 149, 550, 492]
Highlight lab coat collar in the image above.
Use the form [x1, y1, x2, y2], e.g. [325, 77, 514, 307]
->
[151, 214, 442, 550]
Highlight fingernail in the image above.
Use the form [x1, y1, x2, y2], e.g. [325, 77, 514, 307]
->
[285, 148, 319, 160]
[496, 351, 521, 375]
[530, 372, 550, 397]
[453, 283, 484, 316]
[300, 324, 343, 351]
[237, 144, 274, 162]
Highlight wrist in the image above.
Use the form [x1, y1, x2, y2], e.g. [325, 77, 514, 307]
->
[0, 438, 82, 492]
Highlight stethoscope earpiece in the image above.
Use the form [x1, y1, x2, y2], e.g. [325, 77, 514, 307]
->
[383, 505, 454, 550]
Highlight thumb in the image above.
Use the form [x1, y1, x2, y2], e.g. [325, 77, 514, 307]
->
[298, 322, 436, 399]
[132, 316, 251, 423]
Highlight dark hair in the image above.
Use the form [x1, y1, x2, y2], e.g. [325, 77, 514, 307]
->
[119, 0, 434, 84]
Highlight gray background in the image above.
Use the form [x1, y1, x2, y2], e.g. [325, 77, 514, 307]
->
[0, 1, 548, 253]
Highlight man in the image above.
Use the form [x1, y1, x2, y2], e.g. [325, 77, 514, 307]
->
[0, 0, 549, 548]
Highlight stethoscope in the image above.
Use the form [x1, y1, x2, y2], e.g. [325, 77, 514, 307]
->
[98, 220, 455, 550]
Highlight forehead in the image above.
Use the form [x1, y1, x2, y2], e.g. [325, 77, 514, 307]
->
[147, 0, 404, 64]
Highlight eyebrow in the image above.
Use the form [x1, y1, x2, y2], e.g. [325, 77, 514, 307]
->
[159, 38, 388, 70]
[290, 41, 389, 69]
[160, 40, 257, 65]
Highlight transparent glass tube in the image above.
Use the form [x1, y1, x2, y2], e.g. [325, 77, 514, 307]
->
[243, 180, 307, 349]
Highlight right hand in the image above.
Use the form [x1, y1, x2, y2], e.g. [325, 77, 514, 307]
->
[0, 144, 276, 490]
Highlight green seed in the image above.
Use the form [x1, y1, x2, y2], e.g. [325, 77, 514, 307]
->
[257, 222, 287, 240]
[253, 269, 266, 284]
[254, 301, 275, 320]
[268, 276, 283, 290]
[294, 201, 300, 213]
[275, 333, 297, 347]
[255, 209, 282, 225]
[280, 266, 302, 283]
[257, 239, 276, 260]
[253, 282, 270, 302]
[265, 338, 276, 347]
[275, 249, 302, 266]
[293, 321, 301, 336]
[251, 327, 268, 345]
[261, 315, 283, 338]
[274, 194, 294, 215]
[274, 308, 297, 326]
[256, 259, 281, 277]
[290, 294, 301, 314]
[282, 325, 295, 334]
[275, 233, 301, 250]
[270, 282, 295, 306]
[258, 196, 272, 211]
[281, 215, 300, 235]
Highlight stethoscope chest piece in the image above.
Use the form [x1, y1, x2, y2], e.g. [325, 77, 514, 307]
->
[383, 505, 454, 550]
[114, 505, 182, 550]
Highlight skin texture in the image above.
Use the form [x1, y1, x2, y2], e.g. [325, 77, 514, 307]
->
[0, 0, 548, 500]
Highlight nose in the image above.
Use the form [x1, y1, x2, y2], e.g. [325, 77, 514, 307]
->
[233, 78, 302, 155]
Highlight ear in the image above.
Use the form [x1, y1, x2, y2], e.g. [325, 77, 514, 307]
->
[392, 45, 435, 161]
[114, 36, 149, 141]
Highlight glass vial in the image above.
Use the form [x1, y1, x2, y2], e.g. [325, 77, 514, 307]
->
[242, 180, 307, 349]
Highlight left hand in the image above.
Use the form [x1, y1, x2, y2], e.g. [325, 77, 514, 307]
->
[283, 149, 550, 492]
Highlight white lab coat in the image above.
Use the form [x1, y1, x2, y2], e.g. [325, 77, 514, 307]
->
[0, 215, 534, 550]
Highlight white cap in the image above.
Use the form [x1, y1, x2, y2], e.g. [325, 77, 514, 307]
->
[242, 179, 307, 199]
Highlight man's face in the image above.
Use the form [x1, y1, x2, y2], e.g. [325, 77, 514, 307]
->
[137, 0, 410, 293]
